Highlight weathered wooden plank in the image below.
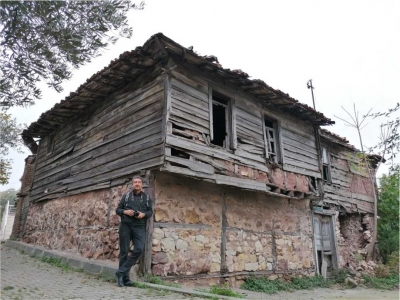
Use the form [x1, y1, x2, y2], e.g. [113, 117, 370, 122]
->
[324, 185, 374, 203]
[34, 150, 94, 181]
[67, 156, 164, 191]
[231, 98, 237, 150]
[281, 128, 316, 147]
[283, 141, 318, 159]
[73, 136, 163, 175]
[215, 174, 270, 192]
[165, 155, 215, 174]
[236, 108, 262, 127]
[234, 148, 265, 163]
[170, 107, 210, 129]
[236, 128, 265, 147]
[32, 167, 72, 190]
[171, 88, 209, 111]
[32, 152, 164, 198]
[208, 85, 213, 140]
[170, 69, 208, 95]
[77, 89, 164, 147]
[171, 78, 208, 102]
[284, 149, 319, 167]
[103, 107, 163, 141]
[189, 152, 232, 171]
[171, 100, 209, 120]
[77, 83, 164, 138]
[71, 144, 164, 183]
[34, 118, 162, 184]
[284, 157, 320, 171]
[169, 115, 210, 134]
[236, 115, 263, 135]
[283, 164, 321, 178]
[79, 73, 165, 134]
[282, 135, 318, 155]
[166, 135, 269, 173]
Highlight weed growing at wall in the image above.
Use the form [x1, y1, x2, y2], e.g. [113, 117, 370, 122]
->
[209, 284, 245, 298]
[141, 273, 181, 288]
[241, 275, 334, 294]
[363, 274, 399, 290]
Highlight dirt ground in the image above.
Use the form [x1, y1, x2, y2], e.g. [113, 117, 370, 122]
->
[234, 286, 399, 300]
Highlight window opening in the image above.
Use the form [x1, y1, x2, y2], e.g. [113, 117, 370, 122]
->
[264, 118, 278, 163]
[171, 148, 190, 159]
[322, 147, 331, 181]
[211, 91, 230, 148]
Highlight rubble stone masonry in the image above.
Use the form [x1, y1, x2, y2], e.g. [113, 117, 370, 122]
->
[21, 171, 316, 283]
[152, 172, 315, 281]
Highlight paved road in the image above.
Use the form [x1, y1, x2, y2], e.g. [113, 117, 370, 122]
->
[0, 245, 192, 300]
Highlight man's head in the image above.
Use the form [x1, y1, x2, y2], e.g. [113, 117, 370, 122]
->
[132, 176, 143, 193]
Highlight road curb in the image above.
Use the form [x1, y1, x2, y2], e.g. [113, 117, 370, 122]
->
[5, 240, 237, 299]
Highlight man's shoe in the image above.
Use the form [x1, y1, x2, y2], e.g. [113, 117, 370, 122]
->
[115, 272, 125, 287]
[123, 278, 134, 286]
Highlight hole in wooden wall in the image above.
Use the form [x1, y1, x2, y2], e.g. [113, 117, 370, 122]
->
[171, 148, 190, 159]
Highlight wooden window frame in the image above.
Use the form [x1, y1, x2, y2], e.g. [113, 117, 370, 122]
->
[208, 87, 236, 150]
[321, 146, 331, 182]
[262, 116, 283, 164]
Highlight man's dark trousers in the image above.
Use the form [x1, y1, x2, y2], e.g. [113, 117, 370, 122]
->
[117, 222, 146, 279]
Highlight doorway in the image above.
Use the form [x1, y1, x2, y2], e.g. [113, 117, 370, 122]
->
[313, 211, 338, 278]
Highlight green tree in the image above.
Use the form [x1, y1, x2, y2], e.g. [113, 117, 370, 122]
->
[0, 112, 24, 185]
[0, 188, 18, 222]
[0, 0, 143, 107]
[377, 165, 399, 264]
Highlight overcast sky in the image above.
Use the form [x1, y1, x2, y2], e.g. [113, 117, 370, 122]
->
[3, 0, 399, 191]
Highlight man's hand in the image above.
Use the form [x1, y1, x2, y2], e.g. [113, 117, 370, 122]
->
[136, 212, 146, 219]
[123, 210, 134, 217]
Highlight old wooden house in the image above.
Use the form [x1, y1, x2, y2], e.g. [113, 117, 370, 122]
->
[13, 33, 379, 284]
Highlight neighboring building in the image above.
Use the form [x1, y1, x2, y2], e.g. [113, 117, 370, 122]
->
[13, 33, 379, 285]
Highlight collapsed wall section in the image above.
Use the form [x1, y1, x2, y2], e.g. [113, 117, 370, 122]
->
[335, 212, 375, 268]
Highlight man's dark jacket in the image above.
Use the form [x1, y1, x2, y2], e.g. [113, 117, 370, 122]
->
[116, 190, 153, 225]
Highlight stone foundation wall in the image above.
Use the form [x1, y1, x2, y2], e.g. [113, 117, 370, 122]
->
[153, 171, 315, 281]
[23, 184, 130, 260]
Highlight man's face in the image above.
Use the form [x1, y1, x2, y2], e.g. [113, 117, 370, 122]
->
[132, 178, 143, 192]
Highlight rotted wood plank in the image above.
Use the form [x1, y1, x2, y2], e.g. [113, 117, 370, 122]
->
[171, 78, 208, 102]
[165, 155, 215, 174]
[169, 115, 210, 134]
[166, 135, 269, 173]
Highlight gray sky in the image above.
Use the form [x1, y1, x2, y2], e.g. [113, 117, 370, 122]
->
[3, 0, 399, 191]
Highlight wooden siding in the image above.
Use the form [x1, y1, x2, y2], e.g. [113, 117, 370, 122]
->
[322, 142, 375, 214]
[163, 64, 320, 196]
[30, 74, 166, 202]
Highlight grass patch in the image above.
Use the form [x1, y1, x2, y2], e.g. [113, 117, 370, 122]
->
[94, 272, 115, 283]
[363, 274, 399, 290]
[40, 256, 70, 271]
[241, 275, 333, 294]
[3, 286, 14, 291]
[141, 274, 181, 288]
[209, 284, 244, 298]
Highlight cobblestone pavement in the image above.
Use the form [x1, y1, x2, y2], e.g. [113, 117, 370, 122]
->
[0, 246, 193, 300]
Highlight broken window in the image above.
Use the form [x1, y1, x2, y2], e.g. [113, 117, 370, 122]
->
[264, 118, 280, 163]
[211, 91, 231, 148]
[322, 147, 331, 181]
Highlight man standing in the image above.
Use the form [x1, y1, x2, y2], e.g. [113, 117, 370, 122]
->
[115, 176, 153, 287]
